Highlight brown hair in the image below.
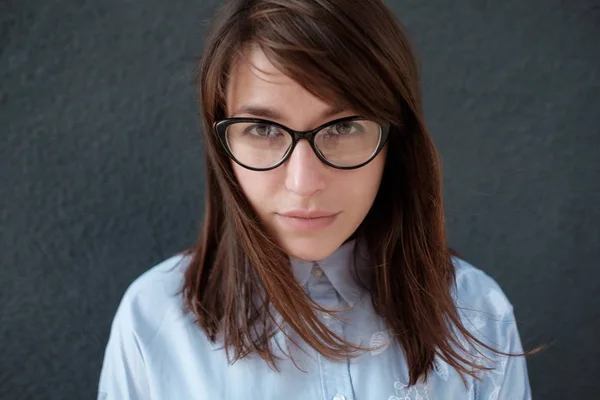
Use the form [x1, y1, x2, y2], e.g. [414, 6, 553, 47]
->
[182, 0, 539, 386]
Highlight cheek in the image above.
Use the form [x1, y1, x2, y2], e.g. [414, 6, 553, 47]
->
[338, 176, 381, 215]
[340, 156, 385, 211]
[232, 163, 281, 213]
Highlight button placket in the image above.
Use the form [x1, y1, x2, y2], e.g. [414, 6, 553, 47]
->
[306, 263, 354, 400]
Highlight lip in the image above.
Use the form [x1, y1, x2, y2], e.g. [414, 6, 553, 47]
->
[276, 210, 340, 231]
[279, 209, 339, 218]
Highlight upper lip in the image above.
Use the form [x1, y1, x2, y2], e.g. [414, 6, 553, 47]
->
[279, 209, 339, 218]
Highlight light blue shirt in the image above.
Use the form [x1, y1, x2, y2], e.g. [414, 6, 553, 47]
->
[98, 239, 531, 399]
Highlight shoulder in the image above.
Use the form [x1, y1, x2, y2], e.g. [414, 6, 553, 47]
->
[99, 253, 195, 397]
[450, 256, 515, 321]
[447, 257, 520, 365]
[110, 252, 193, 343]
[440, 258, 531, 397]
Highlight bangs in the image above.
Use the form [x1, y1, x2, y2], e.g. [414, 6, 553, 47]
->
[220, 3, 403, 126]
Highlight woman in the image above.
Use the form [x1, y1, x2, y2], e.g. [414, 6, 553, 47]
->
[99, 0, 536, 398]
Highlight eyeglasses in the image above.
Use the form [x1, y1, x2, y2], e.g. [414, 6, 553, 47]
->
[214, 116, 390, 171]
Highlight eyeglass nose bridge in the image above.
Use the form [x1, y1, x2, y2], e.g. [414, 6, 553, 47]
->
[287, 125, 322, 141]
[280, 126, 326, 164]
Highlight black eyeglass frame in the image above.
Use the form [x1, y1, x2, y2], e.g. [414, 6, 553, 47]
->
[213, 115, 390, 171]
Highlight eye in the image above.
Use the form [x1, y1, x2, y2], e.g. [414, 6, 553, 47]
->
[245, 124, 280, 137]
[253, 124, 271, 136]
[332, 121, 358, 135]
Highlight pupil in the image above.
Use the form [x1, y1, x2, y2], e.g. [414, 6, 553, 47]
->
[257, 125, 269, 136]
[336, 122, 352, 134]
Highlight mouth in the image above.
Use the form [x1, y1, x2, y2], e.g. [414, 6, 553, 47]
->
[276, 210, 340, 231]
[279, 209, 339, 219]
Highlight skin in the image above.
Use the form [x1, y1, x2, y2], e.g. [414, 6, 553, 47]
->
[226, 47, 386, 261]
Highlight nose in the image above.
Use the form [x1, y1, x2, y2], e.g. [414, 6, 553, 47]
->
[284, 140, 327, 197]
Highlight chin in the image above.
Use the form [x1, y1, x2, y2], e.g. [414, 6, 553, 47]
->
[280, 235, 345, 262]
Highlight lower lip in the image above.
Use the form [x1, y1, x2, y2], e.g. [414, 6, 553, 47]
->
[276, 213, 339, 231]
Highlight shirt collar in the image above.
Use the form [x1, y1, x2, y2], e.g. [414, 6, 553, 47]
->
[289, 238, 371, 307]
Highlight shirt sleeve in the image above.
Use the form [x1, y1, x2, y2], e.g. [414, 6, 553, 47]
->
[476, 315, 532, 400]
[452, 261, 532, 400]
[97, 292, 151, 400]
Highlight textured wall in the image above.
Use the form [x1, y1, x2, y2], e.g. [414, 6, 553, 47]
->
[1, 0, 598, 398]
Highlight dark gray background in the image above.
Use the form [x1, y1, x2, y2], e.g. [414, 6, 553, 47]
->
[1, 0, 598, 398]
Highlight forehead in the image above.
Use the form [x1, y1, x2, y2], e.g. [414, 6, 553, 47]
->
[225, 46, 351, 129]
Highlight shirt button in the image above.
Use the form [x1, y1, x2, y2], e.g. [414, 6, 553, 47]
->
[311, 265, 323, 277]
[333, 394, 346, 400]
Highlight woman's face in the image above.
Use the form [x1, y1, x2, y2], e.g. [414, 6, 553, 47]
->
[226, 47, 386, 261]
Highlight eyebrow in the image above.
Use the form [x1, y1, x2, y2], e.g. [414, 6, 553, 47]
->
[231, 104, 349, 122]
